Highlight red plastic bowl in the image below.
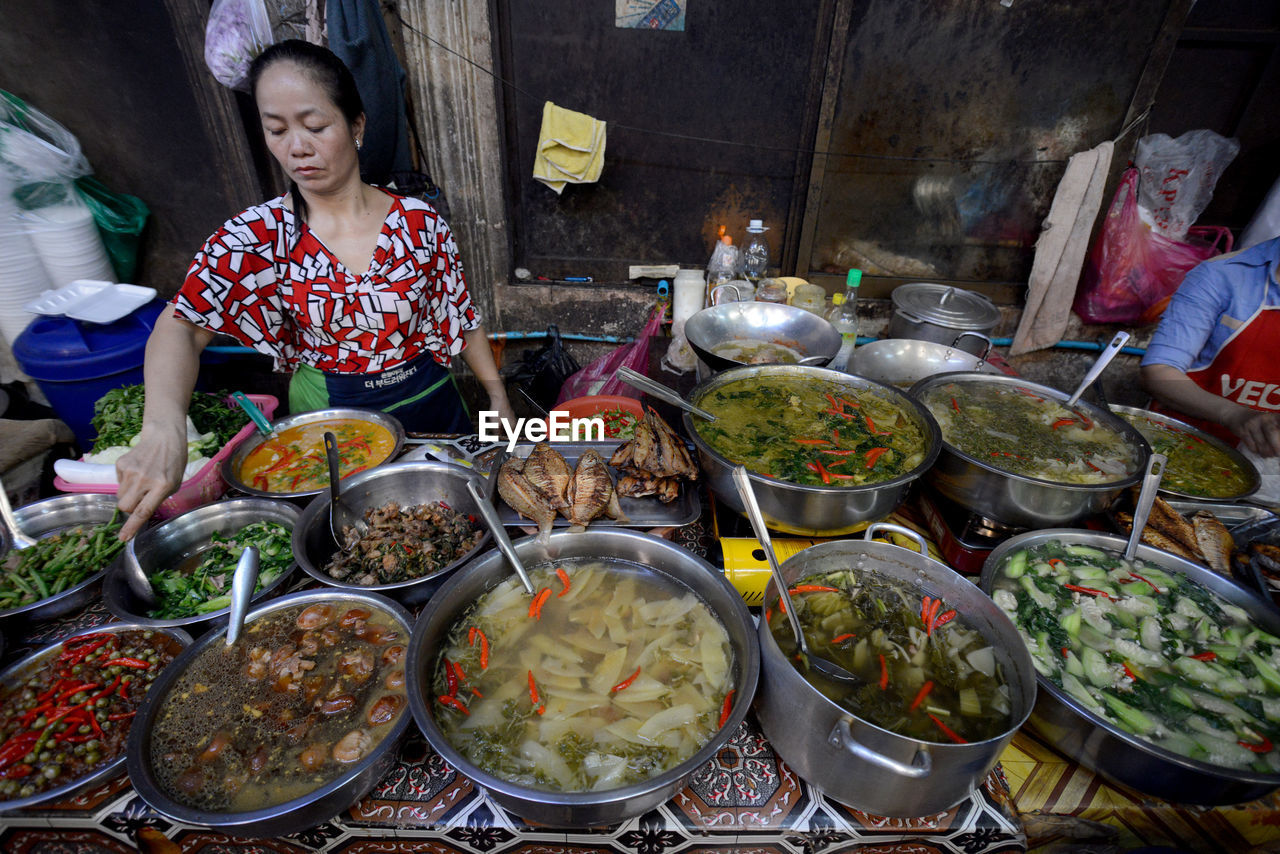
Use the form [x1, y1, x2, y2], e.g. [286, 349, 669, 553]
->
[553, 395, 644, 421]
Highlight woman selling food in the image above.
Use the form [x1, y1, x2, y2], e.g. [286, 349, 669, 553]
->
[115, 40, 513, 539]
[1140, 235, 1280, 458]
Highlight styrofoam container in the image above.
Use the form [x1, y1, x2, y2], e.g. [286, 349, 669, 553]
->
[23, 280, 111, 316]
[68, 284, 157, 324]
[53, 394, 279, 519]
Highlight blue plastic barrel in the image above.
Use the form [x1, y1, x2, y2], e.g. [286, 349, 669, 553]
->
[13, 300, 164, 449]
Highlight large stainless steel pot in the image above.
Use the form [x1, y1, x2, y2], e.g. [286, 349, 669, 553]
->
[756, 525, 1036, 816]
[406, 528, 759, 827]
[888, 283, 1001, 354]
[908, 372, 1150, 529]
[685, 301, 841, 372]
[293, 461, 493, 606]
[980, 529, 1280, 805]
[685, 365, 941, 536]
[126, 589, 414, 837]
[1109, 405, 1260, 502]
[848, 334, 1000, 389]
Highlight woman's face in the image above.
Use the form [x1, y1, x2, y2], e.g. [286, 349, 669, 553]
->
[255, 61, 365, 193]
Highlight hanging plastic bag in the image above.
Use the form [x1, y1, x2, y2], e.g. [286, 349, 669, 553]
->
[1074, 168, 1232, 325]
[74, 176, 149, 282]
[1135, 130, 1239, 241]
[0, 90, 90, 210]
[204, 0, 274, 91]
[555, 305, 665, 404]
[503, 325, 582, 412]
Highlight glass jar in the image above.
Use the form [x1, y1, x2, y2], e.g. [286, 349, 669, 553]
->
[755, 278, 788, 304]
[790, 282, 827, 315]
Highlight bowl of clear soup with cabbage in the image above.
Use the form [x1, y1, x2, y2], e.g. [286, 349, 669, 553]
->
[406, 528, 759, 827]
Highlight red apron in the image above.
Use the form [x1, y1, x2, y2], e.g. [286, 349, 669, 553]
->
[1152, 305, 1280, 445]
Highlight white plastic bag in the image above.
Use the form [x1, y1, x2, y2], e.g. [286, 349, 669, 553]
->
[204, 0, 274, 91]
[1135, 129, 1239, 241]
[0, 91, 91, 209]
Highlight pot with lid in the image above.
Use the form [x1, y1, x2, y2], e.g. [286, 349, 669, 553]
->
[888, 283, 1001, 355]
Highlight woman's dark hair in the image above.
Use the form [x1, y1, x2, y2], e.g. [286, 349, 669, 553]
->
[247, 40, 364, 225]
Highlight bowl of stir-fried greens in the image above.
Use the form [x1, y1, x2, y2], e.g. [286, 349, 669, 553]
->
[982, 528, 1280, 805]
[104, 498, 299, 634]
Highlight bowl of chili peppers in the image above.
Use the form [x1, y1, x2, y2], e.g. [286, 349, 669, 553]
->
[0, 622, 189, 810]
[0, 493, 130, 626]
[551, 396, 643, 441]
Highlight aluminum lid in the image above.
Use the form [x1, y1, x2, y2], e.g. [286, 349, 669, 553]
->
[891, 282, 1001, 329]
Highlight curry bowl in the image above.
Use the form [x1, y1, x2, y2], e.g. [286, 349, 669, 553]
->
[1109, 405, 1259, 502]
[685, 301, 841, 371]
[125, 589, 413, 837]
[293, 461, 493, 607]
[406, 528, 759, 827]
[684, 364, 941, 536]
[105, 498, 300, 634]
[0, 623, 192, 812]
[981, 529, 1280, 805]
[221, 407, 405, 501]
[0, 493, 130, 626]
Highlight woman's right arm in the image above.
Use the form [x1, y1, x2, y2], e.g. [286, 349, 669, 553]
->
[114, 311, 215, 539]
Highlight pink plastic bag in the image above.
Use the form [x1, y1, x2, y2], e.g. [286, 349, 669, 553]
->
[555, 305, 666, 404]
[1075, 168, 1232, 325]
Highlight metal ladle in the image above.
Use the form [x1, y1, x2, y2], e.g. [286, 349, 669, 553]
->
[616, 366, 717, 421]
[466, 457, 535, 595]
[1065, 331, 1131, 408]
[325, 431, 368, 552]
[731, 466, 859, 686]
[0, 475, 36, 550]
[1125, 453, 1168, 561]
[225, 545, 259, 646]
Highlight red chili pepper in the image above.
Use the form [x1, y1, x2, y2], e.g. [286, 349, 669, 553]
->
[528, 587, 552, 620]
[261, 448, 298, 475]
[1063, 583, 1115, 601]
[55, 682, 100, 701]
[865, 447, 889, 469]
[91, 675, 122, 702]
[452, 660, 468, 683]
[864, 415, 892, 436]
[1240, 734, 1274, 754]
[824, 407, 857, 420]
[951, 397, 960, 413]
[1061, 647, 1070, 659]
[790, 585, 838, 594]
[612, 666, 642, 693]
[1128, 572, 1162, 595]
[438, 694, 470, 715]
[928, 713, 969, 744]
[1051, 418, 1075, 430]
[921, 596, 933, 626]
[878, 654, 889, 691]
[794, 438, 832, 446]
[118, 679, 129, 701]
[1123, 663, 1139, 681]
[253, 474, 270, 490]
[925, 598, 942, 635]
[813, 459, 832, 484]
[763, 607, 772, 625]
[107, 710, 137, 722]
[102, 657, 151, 670]
[555, 567, 572, 597]
[718, 690, 736, 727]
[831, 633, 856, 644]
[0, 764, 32, 779]
[1048, 558, 1064, 567]
[444, 658, 459, 697]
[528, 669, 545, 714]
[824, 393, 839, 410]
[468, 627, 490, 669]
[1190, 651, 1217, 662]
[908, 681, 934, 712]
[933, 609, 957, 630]
[839, 396, 862, 410]
[1084, 459, 1102, 472]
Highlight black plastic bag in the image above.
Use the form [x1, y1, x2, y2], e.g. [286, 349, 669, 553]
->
[503, 325, 581, 412]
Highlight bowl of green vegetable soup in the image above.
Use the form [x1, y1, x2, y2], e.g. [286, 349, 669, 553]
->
[104, 498, 299, 635]
[981, 529, 1280, 805]
[0, 493, 128, 626]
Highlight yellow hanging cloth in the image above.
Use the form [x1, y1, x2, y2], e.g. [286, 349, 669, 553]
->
[533, 101, 606, 194]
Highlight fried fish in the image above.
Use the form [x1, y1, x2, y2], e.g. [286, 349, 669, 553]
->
[522, 442, 572, 510]
[1191, 510, 1234, 575]
[565, 449, 629, 529]
[496, 456, 557, 544]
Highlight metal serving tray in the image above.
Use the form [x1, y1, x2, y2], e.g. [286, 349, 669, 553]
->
[490, 441, 700, 529]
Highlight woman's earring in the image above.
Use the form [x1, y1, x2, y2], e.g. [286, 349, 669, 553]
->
[356, 138, 363, 151]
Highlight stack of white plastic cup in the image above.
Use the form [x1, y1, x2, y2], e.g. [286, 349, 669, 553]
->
[23, 201, 113, 288]
[0, 203, 54, 348]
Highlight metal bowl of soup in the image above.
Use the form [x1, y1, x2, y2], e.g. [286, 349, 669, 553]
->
[406, 528, 759, 827]
[685, 301, 842, 372]
[1109, 405, 1259, 502]
[908, 372, 1150, 529]
[293, 461, 493, 606]
[126, 589, 413, 837]
[981, 529, 1280, 805]
[222, 407, 405, 501]
[105, 498, 300, 635]
[685, 365, 942, 536]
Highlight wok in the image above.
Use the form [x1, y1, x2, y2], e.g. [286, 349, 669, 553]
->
[849, 333, 1000, 389]
[981, 529, 1280, 805]
[685, 301, 841, 372]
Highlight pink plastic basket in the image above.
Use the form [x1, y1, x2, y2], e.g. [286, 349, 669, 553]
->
[53, 394, 279, 519]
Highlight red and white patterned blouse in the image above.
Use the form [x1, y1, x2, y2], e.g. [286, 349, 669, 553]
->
[173, 190, 479, 374]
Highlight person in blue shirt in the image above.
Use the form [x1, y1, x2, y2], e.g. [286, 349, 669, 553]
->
[1140, 236, 1280, 457]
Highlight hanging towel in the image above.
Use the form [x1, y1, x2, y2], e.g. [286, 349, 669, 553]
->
[533, 101, 606, 194]
[1011, 140, 1114, 355]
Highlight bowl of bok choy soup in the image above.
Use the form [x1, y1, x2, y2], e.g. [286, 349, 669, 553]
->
[755, 523, 1036, 817]
[982, 528, 1280, 805]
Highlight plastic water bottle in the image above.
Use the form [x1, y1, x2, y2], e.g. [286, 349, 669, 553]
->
[742, 219, 770, 284]
[827, 268, 861, 371]
[706, 226, 740, 302]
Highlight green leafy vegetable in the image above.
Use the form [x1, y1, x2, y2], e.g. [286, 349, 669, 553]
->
[148, 521, 292, 619]
[90, 385, 247, 454]
[0, 514, 125, 609]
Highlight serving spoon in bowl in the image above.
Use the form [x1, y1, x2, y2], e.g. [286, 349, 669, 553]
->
[616, 366, 717, 421]
[731, 465, 859, 687]
[1125, 453, 1168, 561]
[1065, 331, 1131, 408]
[226, 545, 259, 647]
[0, 475, 36, 550]
[324, 431, 368, 553]
[465, 473, 536, 596]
